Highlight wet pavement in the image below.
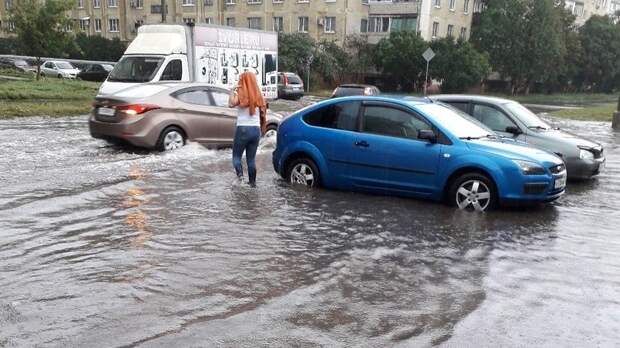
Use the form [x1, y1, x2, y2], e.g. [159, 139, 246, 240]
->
[1, 100, 620, 347]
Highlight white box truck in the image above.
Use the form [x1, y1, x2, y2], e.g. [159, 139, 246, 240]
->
[99, 24, 278, 99]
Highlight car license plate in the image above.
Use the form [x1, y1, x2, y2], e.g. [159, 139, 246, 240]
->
[554, 175, 566, 189]
[98, 107, 115, 116]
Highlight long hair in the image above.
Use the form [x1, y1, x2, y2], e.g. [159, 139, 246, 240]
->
[237, 71, 266, 116]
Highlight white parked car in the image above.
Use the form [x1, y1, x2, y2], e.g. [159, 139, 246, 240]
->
[40, 60, 80, 79]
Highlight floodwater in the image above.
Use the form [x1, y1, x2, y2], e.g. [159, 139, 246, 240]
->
[1, 102, 620, 347]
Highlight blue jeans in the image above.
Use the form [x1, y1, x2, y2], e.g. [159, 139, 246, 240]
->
[232, 126, 261, 184]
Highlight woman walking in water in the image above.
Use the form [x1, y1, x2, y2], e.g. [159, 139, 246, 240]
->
[228, 71, 267, 187]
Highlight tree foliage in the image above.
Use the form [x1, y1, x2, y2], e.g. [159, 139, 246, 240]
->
[430, 38, 490, 93]
[577, 15, 620, 92]
[373, 31, 427, 90]
[69, 33, 127, 61]
[8, 0, 76, 78]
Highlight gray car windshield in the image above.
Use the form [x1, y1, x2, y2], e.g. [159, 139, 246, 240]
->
[56, 62, 74, 69]
[416, 103, 494, 139]
[505, 102, 550, 129]
[107, 56, 164, 83]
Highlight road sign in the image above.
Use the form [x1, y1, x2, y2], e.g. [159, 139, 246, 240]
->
[422, 47, 435, 62]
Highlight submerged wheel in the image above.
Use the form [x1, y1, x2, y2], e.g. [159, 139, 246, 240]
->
[157, 126, 186, 151]
[287, 157, 319, 188]
[263, 124, 277, 138]
[448, 173, 496, 212]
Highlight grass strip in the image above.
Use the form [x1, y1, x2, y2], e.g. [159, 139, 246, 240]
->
[547, 103, 616, 122]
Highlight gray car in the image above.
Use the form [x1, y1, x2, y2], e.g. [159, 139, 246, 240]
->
[431, 95, 605, 179]
[90, 82, 282, 151]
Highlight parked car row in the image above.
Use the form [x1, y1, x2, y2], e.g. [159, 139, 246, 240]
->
[0, 57, 36, 73]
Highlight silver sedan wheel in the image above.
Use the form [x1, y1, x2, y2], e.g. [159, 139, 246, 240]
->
[264, 129, 277, 138]
[163, 131, 184, 151]
[456, 179, 491, 212]
[290, 163, 315, 187]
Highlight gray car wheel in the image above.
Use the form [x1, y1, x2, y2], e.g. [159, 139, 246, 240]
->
[157, 127, 186, 151]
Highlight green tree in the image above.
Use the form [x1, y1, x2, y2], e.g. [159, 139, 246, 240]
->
[577, 15, 620, 92]
[472, 0, 567, 94]
[373, 30, 427, 91]
[344, 35, 374, 83]
[430, 38, 490, 93]
[8, 0, 76, 79]
[70, 33, 127, 61]
[278, 32, 316, 84]
[314, 40, 350, 85]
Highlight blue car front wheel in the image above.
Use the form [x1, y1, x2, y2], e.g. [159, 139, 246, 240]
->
[448, 173, 497, 212]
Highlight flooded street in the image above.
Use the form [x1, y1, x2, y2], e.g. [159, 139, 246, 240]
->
[1, 101, 620, 347]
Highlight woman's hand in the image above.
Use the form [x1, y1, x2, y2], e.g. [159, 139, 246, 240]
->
[228, 87, 240, 108]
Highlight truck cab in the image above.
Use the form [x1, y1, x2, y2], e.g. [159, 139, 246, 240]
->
[99, 24, 278, 99]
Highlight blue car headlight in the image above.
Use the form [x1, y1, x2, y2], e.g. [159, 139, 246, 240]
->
[579, 148, 594, 160]
[513, 160, 546, 175]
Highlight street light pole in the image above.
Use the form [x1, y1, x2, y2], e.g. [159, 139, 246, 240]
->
[424, 60, 429, 96]
[613, 94, 620, 129]
[161, 0, 166, 23]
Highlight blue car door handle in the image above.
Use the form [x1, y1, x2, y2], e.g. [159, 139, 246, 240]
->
[355, 140, 370, 147]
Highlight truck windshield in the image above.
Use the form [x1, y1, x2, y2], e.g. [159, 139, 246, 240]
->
[107, 56, 164, 83]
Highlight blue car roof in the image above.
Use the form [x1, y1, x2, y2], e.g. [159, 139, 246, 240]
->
[328, 95, 434, 106]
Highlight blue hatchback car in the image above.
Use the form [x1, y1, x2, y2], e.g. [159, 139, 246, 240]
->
[272, 97, 567, 211]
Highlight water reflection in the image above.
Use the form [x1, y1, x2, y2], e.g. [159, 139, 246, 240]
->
[0, 113, 618, 347]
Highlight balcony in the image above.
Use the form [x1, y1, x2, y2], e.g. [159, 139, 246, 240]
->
[368, 0, 421, 15]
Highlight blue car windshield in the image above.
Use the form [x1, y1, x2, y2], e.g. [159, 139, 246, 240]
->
[416, 103, 494, 139]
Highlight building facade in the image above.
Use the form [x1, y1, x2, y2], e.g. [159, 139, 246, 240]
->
[565, 0, 615, 25]
[0, 0, 475, 44]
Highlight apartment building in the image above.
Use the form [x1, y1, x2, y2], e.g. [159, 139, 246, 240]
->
[565, 0, 612, 25]
[0, 0, 475, 44]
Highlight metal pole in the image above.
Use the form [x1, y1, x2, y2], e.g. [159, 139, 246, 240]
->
[161, 0, 166, 23]
[424, 60, 429, 96]
[306, 65, 310, 92]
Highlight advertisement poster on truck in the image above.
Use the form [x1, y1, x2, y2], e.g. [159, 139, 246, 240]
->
[193, 26, 278, 99]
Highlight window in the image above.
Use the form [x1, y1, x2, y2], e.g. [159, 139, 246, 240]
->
[79, 19, 89, 31]
[298, 16, 308, 32]
[175, 89, 210, 105]
[298, 0, 309, 3]
[183, 17, 195, 24]
[446, 102, 469, 113]
[225, 0, 235, 4]
[432, 21, 439, 38]
[4, 0, 11, 9]
[273, 0, 283, 3]
[108, 0, 118, 7]
[205, 0, 213, 5]
[449, 0, 455, 10]
[360, 18, 368, 32]
[463, 0, 469, 13]
[472, 104, 517, 133]
[390, 16, 416, 32]
[77, 0, 84, 8]
[363, 106, 431, 140]
[226, 17, 236, 26]
[205, 17, 213, 24]
[247, 17, 262, 29]
[273, 16, 283, 32]
[460, 27, 467, 39]
[447, 24, 454, 37]
[574, 2, 584, 16]
[160, 59, 182, 81]
[95, 18, 102, 32]
[182, 0, 195, 5]
[108, 18, 119, 32]
[324, 16, 336, 33]
[434, 0, 440, 7]
[64, 22, 73, 32]
[7, 20, 15, 32]
[151, 4, 166, 13]
[210, 90, 230, 107]
[368, 16, 389, 32]
[303, 101, 360, 131]
[134, 0, 143, 7]
[248, 0, 261, 3]
[93, 0, 100, 7]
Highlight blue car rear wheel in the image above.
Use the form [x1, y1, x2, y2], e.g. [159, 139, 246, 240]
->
[287, 157, 319, 188]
